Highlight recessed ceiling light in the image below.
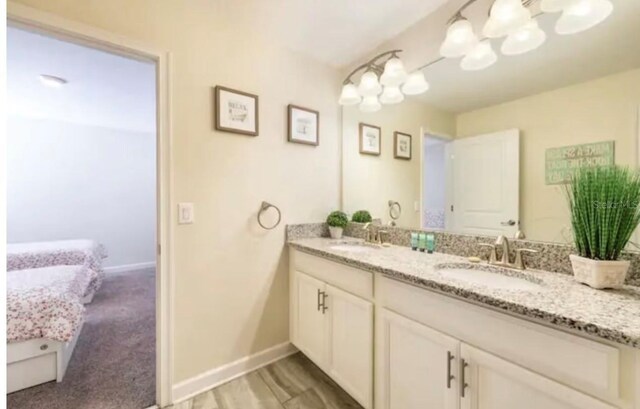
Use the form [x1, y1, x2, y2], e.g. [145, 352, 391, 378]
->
[39, 74, 68, 88]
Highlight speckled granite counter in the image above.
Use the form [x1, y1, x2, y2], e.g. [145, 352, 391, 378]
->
[289, 237, 640, 348]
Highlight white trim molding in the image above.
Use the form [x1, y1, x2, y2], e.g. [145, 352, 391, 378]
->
[104, 261, 157, 274]
[172, 342, 298, 404]
[7, 3, 174, 406]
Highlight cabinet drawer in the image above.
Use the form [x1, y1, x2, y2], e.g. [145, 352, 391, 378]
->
[378, 276, 622, 403]
[291, 249, 373, 300]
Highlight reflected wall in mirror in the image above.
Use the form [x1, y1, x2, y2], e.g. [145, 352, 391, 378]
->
[341, 0, 640, 244]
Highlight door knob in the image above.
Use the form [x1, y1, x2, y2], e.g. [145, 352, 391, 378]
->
[500, 220, 516, 226]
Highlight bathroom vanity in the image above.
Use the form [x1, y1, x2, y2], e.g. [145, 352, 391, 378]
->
[288, 237, 640, 409]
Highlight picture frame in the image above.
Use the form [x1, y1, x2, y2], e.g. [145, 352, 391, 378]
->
[359, 123, 381, 156]
[288, 104, 319, 146]
[214, 85, 259, 136]
[394, 132, 412, 160]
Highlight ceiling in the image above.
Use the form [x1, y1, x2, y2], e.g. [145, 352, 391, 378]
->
[273, 0, 450, 68]
[7, 26, 156, 133]
[417, 0, 640, 113]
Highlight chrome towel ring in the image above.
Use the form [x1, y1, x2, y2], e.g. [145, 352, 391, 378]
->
[388, 200, 401, 221]
[258, 201, 281, 230]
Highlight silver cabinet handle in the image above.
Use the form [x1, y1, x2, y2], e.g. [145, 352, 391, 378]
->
[321, 293, 328, 314]
[500, 219, 516, 226]
[460, 358, 469, 398]
[446, 351, 455, 389]
[317, 289, 322, 311]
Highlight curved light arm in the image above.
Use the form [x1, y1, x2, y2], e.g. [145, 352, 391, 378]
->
[342, 49, 403, 85]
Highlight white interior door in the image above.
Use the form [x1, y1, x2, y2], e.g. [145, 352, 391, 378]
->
[451, 129, 519, 236]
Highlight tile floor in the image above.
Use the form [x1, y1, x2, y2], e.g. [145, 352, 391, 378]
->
[171, 352, 363, 409]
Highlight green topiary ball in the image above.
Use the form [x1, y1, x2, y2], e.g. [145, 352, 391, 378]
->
[326, 211, 349, 228]
[352, 210, 372, 223]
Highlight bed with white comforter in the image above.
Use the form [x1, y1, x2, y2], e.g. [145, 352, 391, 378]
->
[7, 239, 108, 299]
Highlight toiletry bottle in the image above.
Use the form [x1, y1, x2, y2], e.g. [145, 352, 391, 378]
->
[418, 233, 427, 252]
[426, 233, 435, 254]
[410, 232, 418, 251]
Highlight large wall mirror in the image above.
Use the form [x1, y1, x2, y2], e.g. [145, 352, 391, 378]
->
[341, 0, 640, 244]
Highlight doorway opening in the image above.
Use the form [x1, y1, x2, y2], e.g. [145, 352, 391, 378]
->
[6, 25, 158, 409]
[422, 134, 451, 231]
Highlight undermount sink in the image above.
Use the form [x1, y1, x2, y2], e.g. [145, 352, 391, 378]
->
[435, 263, 543, 291]
[329, 244, 372, 253]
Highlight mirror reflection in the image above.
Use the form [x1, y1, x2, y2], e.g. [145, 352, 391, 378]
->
[341, 1, 640, 243]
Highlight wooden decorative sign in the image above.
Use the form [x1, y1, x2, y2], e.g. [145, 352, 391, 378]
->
[545, 141, 615, 185]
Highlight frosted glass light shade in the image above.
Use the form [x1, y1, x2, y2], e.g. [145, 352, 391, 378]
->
[359, 95, 382, 113]
[440, 19, 478, 58]
[555, 0, 613, 35]
[379, 86, 404, 105]
[461, 41, 498, 71]
[358, 71, 382, 97]
[338, 83, 361, 105]
[501, 20, 547, 55]
[483, 0, 532, 38]
[540, 0, 572, 12]
[401, 71, 430, 95]
[380, 57, 408, 87]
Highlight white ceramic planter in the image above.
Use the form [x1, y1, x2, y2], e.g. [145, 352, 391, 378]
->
[569, 254, 630, 289]
[329, 226, 344, 239]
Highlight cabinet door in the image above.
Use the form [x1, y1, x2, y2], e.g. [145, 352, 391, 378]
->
[377, 308, 460, 409]
[460, 344, 617, 409]
[326, 284, 374, 409]
[293, 271, 327, 367]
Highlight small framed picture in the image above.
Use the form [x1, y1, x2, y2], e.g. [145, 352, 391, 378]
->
[394, 132, 412, 160]
[288, 105, 319, 146]
[215, 86, 259, 136]
[359, 123, 381, 156]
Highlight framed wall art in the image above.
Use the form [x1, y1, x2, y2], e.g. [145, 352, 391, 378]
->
[288, 105, 319, 146]
[215, 85, 259, 136]
[394, 131, 412, 160]
[359, 123, 381, 156]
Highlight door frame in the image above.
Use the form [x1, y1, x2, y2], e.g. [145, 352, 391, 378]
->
[7, 3, 174, 407]
[419, 129, 454, 231]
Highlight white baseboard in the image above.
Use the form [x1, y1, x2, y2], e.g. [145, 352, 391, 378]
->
[172, 342, 298, 404]
[103, 261, 156, 274]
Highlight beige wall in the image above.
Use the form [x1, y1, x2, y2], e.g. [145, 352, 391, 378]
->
[9, 0, 342, 383]
[457, 69, 640, 242]
[342, 100, 455, 228]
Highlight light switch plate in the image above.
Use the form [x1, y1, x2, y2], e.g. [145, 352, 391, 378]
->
[178, 203, 194, 224]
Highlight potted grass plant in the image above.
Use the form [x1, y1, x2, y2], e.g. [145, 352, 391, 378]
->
[565, 166, 640, 289]
[327, 210, 349, 239]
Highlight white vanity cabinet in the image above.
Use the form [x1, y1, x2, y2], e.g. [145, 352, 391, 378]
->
[377, 309, 620, 409]
[290, 249, 639, 409]
[377, 309, 460, 409]
[290, 250, 374, 409]
[460, 344, 617, 409]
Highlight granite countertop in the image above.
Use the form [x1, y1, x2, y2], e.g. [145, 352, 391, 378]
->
[288, 237, 640, 348]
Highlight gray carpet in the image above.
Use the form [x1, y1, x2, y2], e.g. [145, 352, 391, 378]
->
[8, 267, 156, 409]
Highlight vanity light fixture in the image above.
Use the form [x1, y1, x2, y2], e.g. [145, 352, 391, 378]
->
[436, 0, 612, 72]
[39, 74, 67, 88]
[501, 19, 547, 55]
[553, 0, 614, 35]
[461, 40, 498, 71]
[338, 50, 429, 112]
